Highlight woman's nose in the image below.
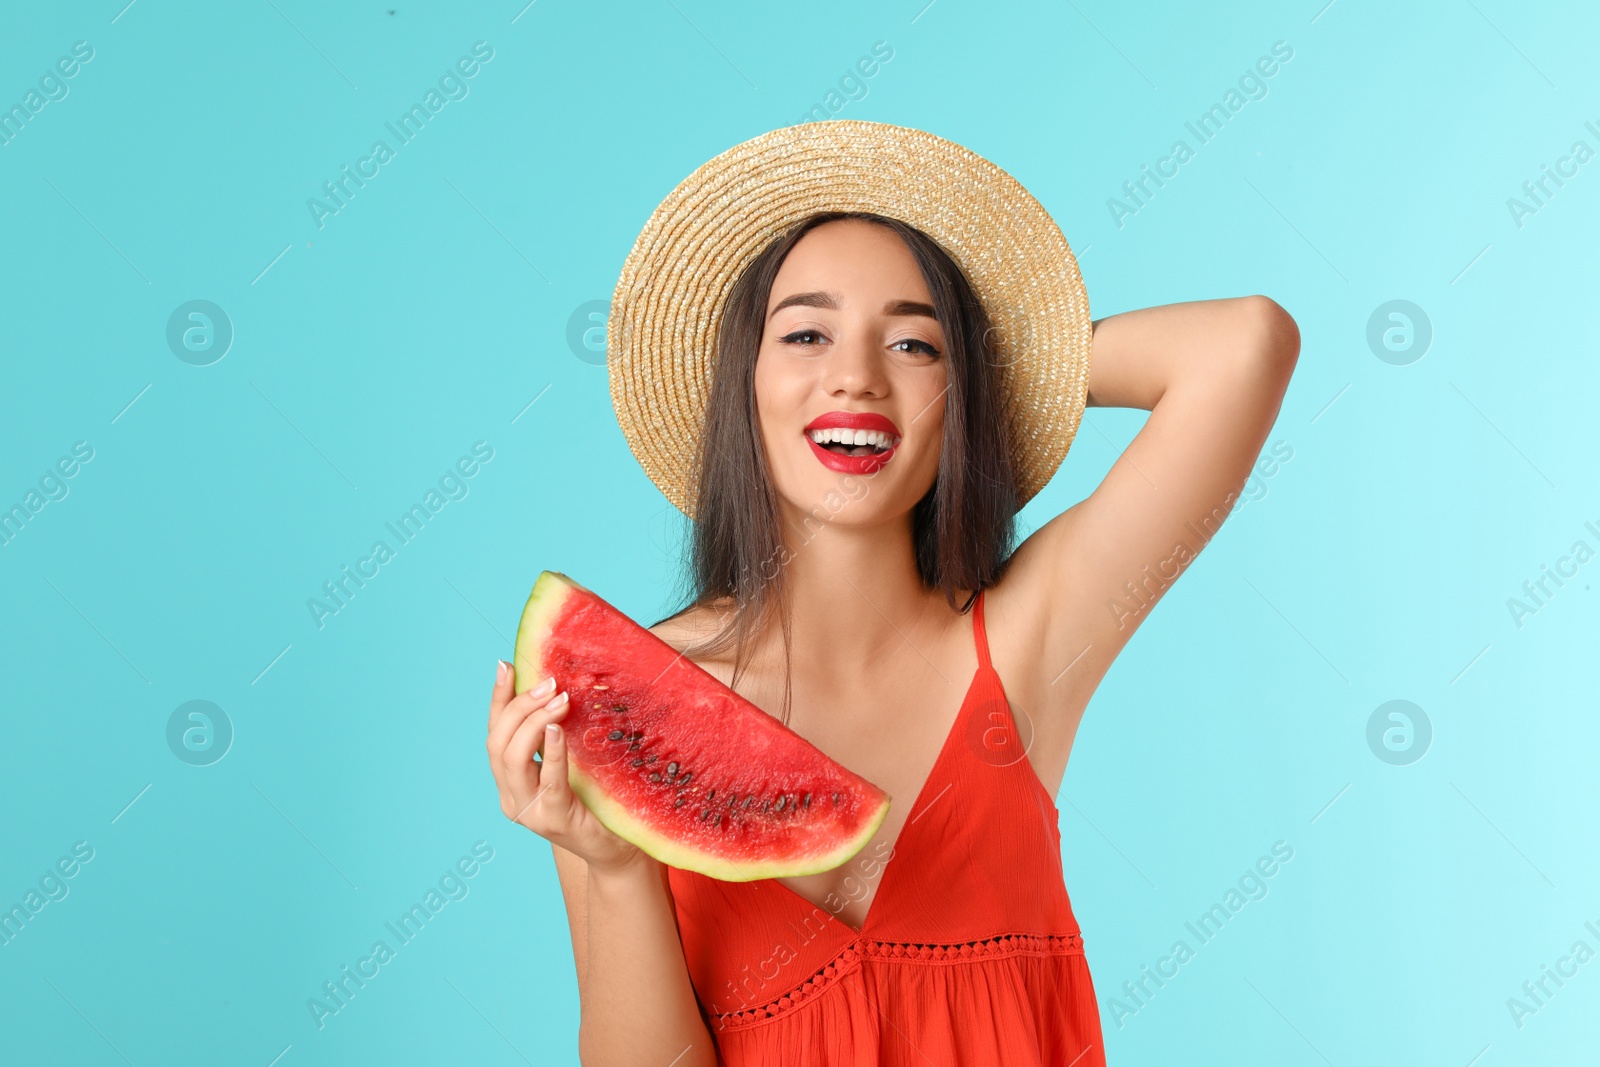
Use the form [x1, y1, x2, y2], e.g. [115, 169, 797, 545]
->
[821, 336, 887, 398]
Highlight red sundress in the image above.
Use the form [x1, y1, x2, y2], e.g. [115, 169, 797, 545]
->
[667, 590, 1108, 1065]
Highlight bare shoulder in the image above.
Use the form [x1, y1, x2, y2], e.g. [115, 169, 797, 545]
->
[647, 597, 733, 646]
[647, 597, 740, 682]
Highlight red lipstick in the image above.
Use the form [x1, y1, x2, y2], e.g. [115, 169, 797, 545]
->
[803, 411, 901, 436]
[803, 410, 901, 475]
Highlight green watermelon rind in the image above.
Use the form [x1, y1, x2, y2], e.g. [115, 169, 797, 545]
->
[511, 571, 892, 882]
[568, 760, 890, 882]
[511, 569, 585, 699]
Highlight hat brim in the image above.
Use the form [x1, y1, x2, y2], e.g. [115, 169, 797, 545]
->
[608, 119, 1091, 520]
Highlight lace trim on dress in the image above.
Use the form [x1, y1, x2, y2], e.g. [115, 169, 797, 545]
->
[857, 931, 1084, 962]
[709, 932, 1086, 1032]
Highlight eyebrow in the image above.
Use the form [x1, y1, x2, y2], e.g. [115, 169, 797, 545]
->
[767, 290, 937, 322]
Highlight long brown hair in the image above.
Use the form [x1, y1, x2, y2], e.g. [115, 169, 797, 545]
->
[654, 211, 1018, 724]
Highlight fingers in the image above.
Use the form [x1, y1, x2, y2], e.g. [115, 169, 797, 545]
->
[502, 690, 570, 800]
[489, 659, 513, 730]
[487, 663, 559, 818]
[504, 690, 569, 774]
[536, 720, 573, 814]
[488, 675, 558, 754]
[485, 660, 585, 837]
[490, 658, 556, 725]
[515, 716, 572, 825]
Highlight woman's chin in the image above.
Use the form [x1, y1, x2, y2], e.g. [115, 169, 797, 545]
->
[772, 474, 922, 530]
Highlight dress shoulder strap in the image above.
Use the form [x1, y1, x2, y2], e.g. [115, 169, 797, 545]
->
[972, 588, 993, 672]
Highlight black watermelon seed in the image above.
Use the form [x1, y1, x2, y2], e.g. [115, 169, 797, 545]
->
[743, 796, 755, 808]
[700, 809, 712, 821]
[628, 741, 640, 751]
[727, 794, 737, 807]
[612, 704, 627, 713]
[706, 789, 716, 802]
[832, 792, 841, 805]
[762, 798, 771, 812]
[710, 812, 722, 826]
[678, 771, 692, 785]
[674, 795, 687, 807]
[667, 761, 679, 776]
[646, 754, 658, 762]
[775, 796, 787, 812]
[607, 730, 624, 741]
[630, 730, 644, 740]
[630, 758, 644, 767]
[802, 792, 812, 808]
[649, 772, 662, 782]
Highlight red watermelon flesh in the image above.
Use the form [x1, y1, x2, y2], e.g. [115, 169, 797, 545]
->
[512, 571, 892, 882]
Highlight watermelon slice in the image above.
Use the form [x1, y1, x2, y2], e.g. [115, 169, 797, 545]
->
[512, 571, 891, 882]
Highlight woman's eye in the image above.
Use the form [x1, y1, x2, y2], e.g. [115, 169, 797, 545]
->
[893, 338, 941, 357]
[778, 331, 939, 356]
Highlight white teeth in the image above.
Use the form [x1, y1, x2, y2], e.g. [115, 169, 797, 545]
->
[807, 428, 899, 450]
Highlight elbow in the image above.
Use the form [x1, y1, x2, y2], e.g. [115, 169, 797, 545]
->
[1241, 295, 1301, 378]
[1190, 296, 1297, 409]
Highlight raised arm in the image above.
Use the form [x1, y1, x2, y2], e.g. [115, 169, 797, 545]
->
[994, 296, 1300, 786]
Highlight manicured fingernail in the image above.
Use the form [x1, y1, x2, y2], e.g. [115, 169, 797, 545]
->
[533, 677, 556, 696]
[550, 691, 569, 707]
[547, 723, 561, 739]
[496, 660, 508, 684]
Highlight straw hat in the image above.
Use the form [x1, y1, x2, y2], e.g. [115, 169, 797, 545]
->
[607, 119, 1092, 520]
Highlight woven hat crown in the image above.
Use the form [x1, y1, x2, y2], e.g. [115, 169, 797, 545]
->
[608, 119, 1091, 519]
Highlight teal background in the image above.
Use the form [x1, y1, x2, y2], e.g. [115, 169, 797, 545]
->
[2, 0, 1595, 1063]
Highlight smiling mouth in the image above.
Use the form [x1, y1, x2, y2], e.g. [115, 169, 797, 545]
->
[805, 427, 901, 457]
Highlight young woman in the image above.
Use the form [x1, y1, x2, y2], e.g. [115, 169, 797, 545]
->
[485, 123, 1299, 1065]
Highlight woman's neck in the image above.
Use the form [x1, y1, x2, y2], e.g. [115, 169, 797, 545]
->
[768, 508, 950, 683]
